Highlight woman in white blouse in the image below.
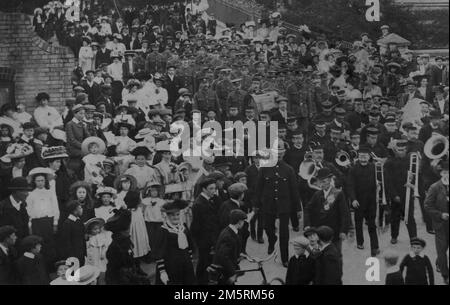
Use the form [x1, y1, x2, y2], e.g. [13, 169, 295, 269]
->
[79, 36, 94, 74]
[33, 92, 63, 131]
[26, 168, 59, 264]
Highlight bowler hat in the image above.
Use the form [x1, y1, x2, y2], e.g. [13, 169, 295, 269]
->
[316, 168, 333, 180]
[8, 177, 32, 191]
[161, 199, 189, 214]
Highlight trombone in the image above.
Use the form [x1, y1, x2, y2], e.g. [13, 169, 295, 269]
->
[405, 152, 422, 225]
[374, 160, 388, 231]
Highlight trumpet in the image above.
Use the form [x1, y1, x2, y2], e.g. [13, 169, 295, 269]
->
[375, 160, 388, 230]
[405, 152, 422, 225]
[299, 151, 322, 190]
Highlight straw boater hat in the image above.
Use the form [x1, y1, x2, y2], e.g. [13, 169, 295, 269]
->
[81, 136, 106, 156]
[95, 186, 117, 198]
[27, 167, 55, 180]
[84, 217, 106, 232]
[73, 265, 100, 285]
[113, 174, 138, 191]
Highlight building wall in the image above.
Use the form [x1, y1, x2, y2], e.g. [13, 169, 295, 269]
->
[0, 11, 75, 112]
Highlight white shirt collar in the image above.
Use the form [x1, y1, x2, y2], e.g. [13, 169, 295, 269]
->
[68, 214, 79, 222]
[24, 252, 35, 259]
[201, 192, 211, 201]
[319, 242, 331, 251]
[294, 251, 310, 259]
[409, 252, 425, 258]
[0, 243, 8, 255]
[323, 186, 332, 198]
[228, 224, 238, 235]
[72, 117, 81, 124]
[230, 198, 241, 207]
[9, 195, 22, 211]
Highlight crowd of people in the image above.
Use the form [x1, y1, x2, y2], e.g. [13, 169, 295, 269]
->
[0, 0, 449, 286]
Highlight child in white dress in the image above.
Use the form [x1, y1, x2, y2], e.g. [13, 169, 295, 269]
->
[141, 182, 165, 257]
[125, 146, 158, 190]
[124, 191, 150, 259]
[94, 186, 118, 222]
[114, 174, 137, 209]
[85, 217, 112, 285]
[82, 137, 106, 186]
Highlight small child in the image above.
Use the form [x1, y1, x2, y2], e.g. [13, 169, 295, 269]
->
[82, 137, 106, 186]
[85, 217, 112, 285]
[124, 191, 151, 260]
[15, 235, 50, 285]
[400, 237, 434, 285]
[285, 236, 315, 285]
[101, 158, 117, 187]
[125, 146, 158, 190]
[142, 182, 165, 255]
[94, 187, 118, 222]
[304, 227, 321, 258]
[384, 249, 404, 285]
[115, 174, 136, 209]
[50, 260, 77, 285]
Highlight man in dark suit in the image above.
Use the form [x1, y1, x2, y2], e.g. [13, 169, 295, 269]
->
[0, 226, 18, 285]
[270, 96, 290, 125]
[123, 51, 140, 83]
[0, 178, 31, 242]
[419, 110, 445, 144]
[346, 146, 379, 256]
[314, 226, 342, 285]
[304, 168, 351, 255]
[218, 183, 249, 253]
[191, 178, 221, 284]
[213, 209, 247, 284]
[245, 155, 264, 243]
[164, 65, 183, 109]
[255, 140, 301, 266]
[95, 40, 112, 69]
[15, 235, 49, 285]
[58, 201, 86, 265]
[65, 105, 90, 179]
[425, 161, 449, 285]
[95, 85, 115, 116]
[81, 70, 101, 105]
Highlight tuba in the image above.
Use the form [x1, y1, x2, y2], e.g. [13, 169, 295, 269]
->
[424, 134, 449, 160]
[299, 151, 322, 190]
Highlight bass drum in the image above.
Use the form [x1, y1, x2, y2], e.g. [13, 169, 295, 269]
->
[251, 91, 278, 115]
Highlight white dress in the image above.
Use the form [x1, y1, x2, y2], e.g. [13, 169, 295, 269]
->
[82, 153, 106, 186]
[129, 207, 151, 258]
[95, 205, 115, 222]
[125, 165, 158, 190]
[79, 46, 94, 74]
[86, 230, 112, 272]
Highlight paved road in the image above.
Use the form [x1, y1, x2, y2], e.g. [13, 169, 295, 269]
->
[142, 214, 446, 285]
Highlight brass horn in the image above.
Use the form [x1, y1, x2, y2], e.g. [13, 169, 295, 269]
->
[299, 151, 317, 180]
[335, 150, 351, 167]
[424, 134, 449, 160]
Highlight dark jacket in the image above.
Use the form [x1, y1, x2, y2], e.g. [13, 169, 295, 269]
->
[105, 233, 136, 285]
[163, 74, 183, 108]
[190, 195, 221, 249]
[213, 226, 242, 279]
[0, 197, 29, 240]
[59, 216, 86, 264]
[255, 160, 301, 215]
[285, 253, 315, 285]
[0, 247, 17, 285]
[15, 254, 49, 285]
[383, 156, 409, 203]
[314, 243, 342, 285]
[81, 80, 101, 105]
[346, 163, 377, 212]
[400, 254, 434, 285]
[95, 48, 112, 68]
[425, 180, 449, 231]
[66, 119, 90, 157]
[304, 187, 351, 240]
[385, 269, 404, 285]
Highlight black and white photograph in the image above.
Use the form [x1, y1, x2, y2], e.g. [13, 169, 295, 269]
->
[0, 0, 448, 293]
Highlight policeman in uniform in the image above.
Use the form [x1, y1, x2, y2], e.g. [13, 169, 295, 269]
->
[365, 126, 389, 158]
[255, 140, 301, 266]
[215, 68, 234, 112]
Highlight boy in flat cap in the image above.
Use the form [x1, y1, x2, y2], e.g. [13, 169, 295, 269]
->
[213, 209, 247, 285]
[218, 183, 249, 253]
[285, 236, 315, 285]
[399, 237, 434, 285]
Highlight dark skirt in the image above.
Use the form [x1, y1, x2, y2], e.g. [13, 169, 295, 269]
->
[146, 221, 163, 256]
[31, 217, 57, 268]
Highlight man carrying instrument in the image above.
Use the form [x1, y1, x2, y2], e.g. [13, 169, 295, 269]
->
[384, 138, 417, 244]
[346, 145, 380, 256]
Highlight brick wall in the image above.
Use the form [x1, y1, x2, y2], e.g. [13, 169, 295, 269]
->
[0, 12, 75, 112]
